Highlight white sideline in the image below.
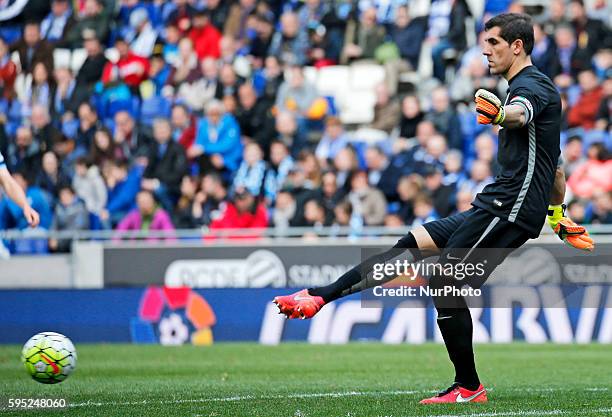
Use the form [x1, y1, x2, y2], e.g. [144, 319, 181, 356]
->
[56, 387, 608, 409]
[433, 408, 612, 417]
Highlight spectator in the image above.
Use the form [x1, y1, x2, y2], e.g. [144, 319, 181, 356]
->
[333, 146, 359, 191]
[0, 171, 52, 231]
[90, 127, 122, 167]
[364, 145, 402, 202]
[586, 190, 612, 224]
[236, 83, 275, 151]
[49, 185, 89, 252]
[398, 95, 424, 140]
[423, 166, 455, 218]
[567, 69, 604, 130]
[224, 0, 257, 42]
[303, 198, 329, 227]
[253, 55, 284, 104]
[315, 116, 349, 168]
[249, 13, 275, 62]
[162, 23, 181, 66]
[191, 173, 228, 227]
[567, 199, 587, 223]
[389, 5, 427, 70]
[113, 110, 150, 159]
[175, 55, 220, 111]
[72, 103, 100, 159]
[425, 86, 462, 150]
[275, 66, 317, 118]
[347, 170, 387, 226]
[567, 143, 612, 199]
[531, 21, 559, 80]
[473, 133, 501, 176]
[454, 189, 473, 214]
[369, 83, 401, 134]
[443, 149, 466, 187]
[190, 99, 243, 175]
[0, 37, 17, 101]
[320, 170, 346, 215]
[409, 193, 439, 227]
[273, 189, 297, 229]
[568, 0, 612, 61]
[460, 159, 493, 195]
[19, 62, 54, 116]
[428, 0, 470, 82]
[341, 7, 385, 63]
[167, 0, 197, 33]
[52, 67, 88, 125]
[72, 157, 107, 216]
[31, 104, 63, 155]
[128, 8, 157, 58]
[595, 77, 611, 131]
[543, 0, 569, 36]
[36, 151, 70, 201]
[218, 63, 241, 98]
[173, 175, 198, 229]
[552, 24, 589, 79]
[41, 0, 76, 45]
[64, 0, 110, 48]
[209, 187, 268, 232]
[116, 189, 175, 240]
[297, 150, 323, 189]
[142, 118, 187, 211]
[269, 11, 310, 66]
[7, 126, 42, 179]
[101, 37, 150, 90]
[274, 111, 303, 157]
[264, 140, 294, 202]
[171, 103, 197, 152]
[562, 135, 586, 177]
[397, 176, 427, 226]
[413, 133, 448, 175]
[11, 21, 54, 75]
[233, 142, 267, 197]
[189, 9, 221, 59]
[101, 159, 144, 227]
[75, 34, 108, 93]
[205, 0, 229, 32]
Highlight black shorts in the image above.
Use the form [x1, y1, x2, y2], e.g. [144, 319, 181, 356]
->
[395, 206, 531, 288]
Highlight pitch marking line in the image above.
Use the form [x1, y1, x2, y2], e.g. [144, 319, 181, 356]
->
[432, 408, 612, 417]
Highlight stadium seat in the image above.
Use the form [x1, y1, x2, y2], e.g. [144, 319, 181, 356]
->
[338, 90, 375, 125]
[53, 49, 72, 70]
[71, 49, 88, 73]
[316, 66, 350, 97]
[349, 64, 386, 91]
[140, 96, 172, 126]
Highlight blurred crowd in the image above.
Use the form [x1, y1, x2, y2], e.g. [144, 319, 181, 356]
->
[0, 0, 610, 253]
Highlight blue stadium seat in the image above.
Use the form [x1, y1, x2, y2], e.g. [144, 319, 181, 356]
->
[140, 96, 172, 126]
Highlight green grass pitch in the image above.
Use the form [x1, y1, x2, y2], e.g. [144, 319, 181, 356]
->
[0, 343, 610, 417]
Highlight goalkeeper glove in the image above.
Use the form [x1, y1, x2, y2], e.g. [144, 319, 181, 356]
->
[547, 204, 594, 252]
[475, 89, 505, 125]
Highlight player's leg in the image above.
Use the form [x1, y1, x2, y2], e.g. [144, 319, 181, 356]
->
[274, 211, 468, 319]
[421, 208, 530, 404]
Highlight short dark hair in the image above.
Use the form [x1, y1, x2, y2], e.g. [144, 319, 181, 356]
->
[485, 13, 534, 55]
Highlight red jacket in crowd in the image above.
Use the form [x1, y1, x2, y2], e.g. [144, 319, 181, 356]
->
[189, 24, 221, 59]
[568, 86, 604, 130]
[0, 57, 17, 100]
[209, 202, 269, 238]
[102, 52, 150, 88]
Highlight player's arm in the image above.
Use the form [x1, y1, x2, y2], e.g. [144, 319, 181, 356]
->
[474, 89, 534, 129]
[0, 168, 40, 227]
[546, 166, 594, 251]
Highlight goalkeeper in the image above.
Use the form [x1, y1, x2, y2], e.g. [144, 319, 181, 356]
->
[274, 13, 595, 405]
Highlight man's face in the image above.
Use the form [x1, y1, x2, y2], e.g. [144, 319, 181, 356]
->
[483, 26, 515, 75]
[24, 24, 40, 45]
[52, 1, 68, 16]
[115, 112, 133, 134]
[137, 192, 155, 215]
[154, 122, 171, 144]
[171, 107, 188, 127]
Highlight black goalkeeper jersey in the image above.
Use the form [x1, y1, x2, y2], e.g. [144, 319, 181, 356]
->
[472, 65, 561, 238]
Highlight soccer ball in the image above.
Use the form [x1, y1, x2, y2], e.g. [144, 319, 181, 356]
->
[21, 332, 77, 384]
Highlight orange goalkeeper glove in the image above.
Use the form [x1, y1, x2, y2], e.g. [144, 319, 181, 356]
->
[547, 204, 594, 252]
[475, 89, 505, 125]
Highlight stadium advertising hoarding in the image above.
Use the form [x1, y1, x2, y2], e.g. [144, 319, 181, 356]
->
[0, 287, 610, 345]
[103, 242, 612, 289]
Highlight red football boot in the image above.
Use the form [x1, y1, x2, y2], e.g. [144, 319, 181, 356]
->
[273, 289, 325, 319]
[419, 383, 488, 404]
